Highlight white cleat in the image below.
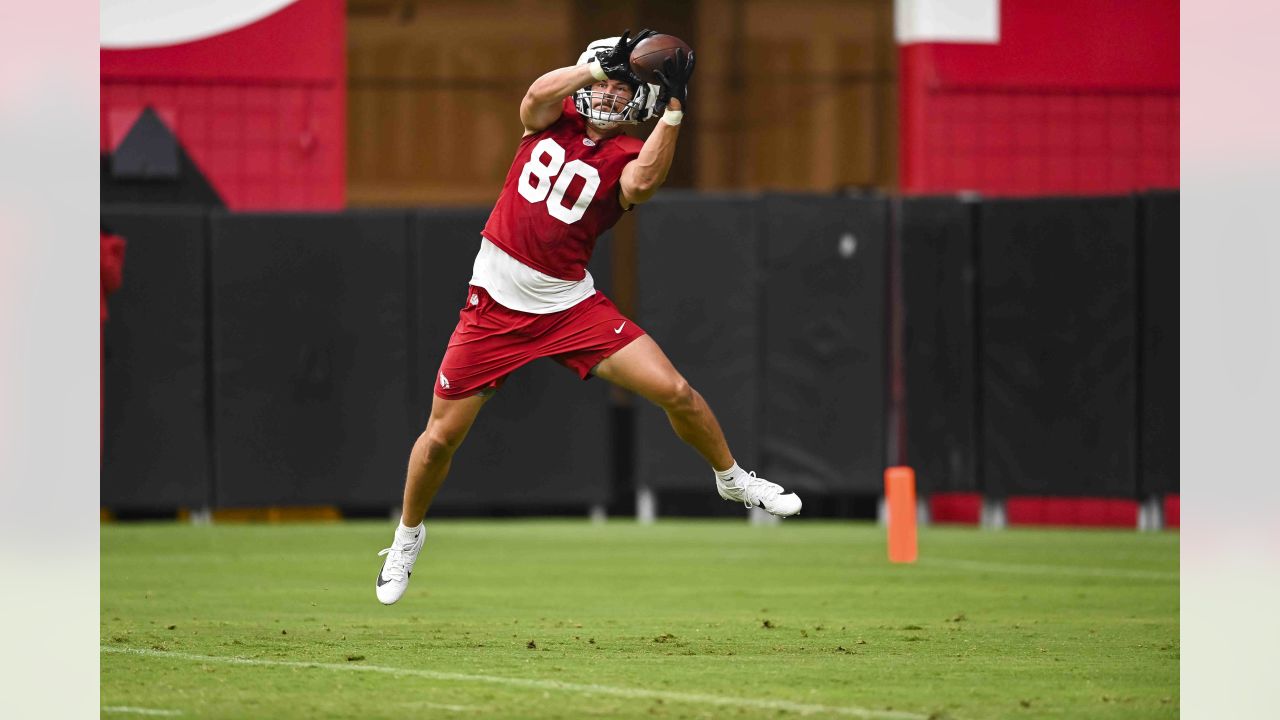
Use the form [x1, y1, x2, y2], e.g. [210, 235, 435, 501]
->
[716, 471, 803, 517]
[375, 525, 425, 605]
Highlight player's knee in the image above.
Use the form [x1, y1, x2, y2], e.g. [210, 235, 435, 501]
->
[657, 377, 696, 413]
[422, 426, 465, 461]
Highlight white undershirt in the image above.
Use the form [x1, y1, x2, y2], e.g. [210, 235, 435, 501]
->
[468, 236, 596, 314]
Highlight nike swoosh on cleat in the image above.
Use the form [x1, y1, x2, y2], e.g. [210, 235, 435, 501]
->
[376, 571, 392, 587]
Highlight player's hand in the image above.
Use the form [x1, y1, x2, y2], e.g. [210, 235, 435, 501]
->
[654, 49, 695, 109]
[594, 28, 656, 83]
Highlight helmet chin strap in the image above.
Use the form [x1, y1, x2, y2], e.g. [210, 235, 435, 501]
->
[589, 118, 620, 131]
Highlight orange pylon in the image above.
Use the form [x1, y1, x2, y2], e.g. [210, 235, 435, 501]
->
[885, 466, 918, 563]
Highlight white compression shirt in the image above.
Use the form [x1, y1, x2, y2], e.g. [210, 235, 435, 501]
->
[468, 236, 596, 314]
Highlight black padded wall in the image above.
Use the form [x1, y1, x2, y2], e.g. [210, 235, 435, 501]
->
[899, 197, 979, 494]
[634, 194, 761, 490]
[760, 194, 887, 494]
[979, 198, 1139, 498]
[100, 205, 211, 510]
[1139, 191, 1179, 496]
[209, 212, 415, 507]
[412, 212, 614, 509]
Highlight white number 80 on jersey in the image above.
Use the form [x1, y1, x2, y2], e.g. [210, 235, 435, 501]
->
[517, 138, 601, 225]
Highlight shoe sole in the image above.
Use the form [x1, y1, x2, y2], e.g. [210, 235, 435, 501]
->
[717, 485, 801, 517]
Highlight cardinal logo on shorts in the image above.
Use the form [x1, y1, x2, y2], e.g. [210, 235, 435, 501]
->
[439, 372, 451, 390]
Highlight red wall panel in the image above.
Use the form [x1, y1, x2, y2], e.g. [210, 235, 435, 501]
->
[101, 0, 345, 210]
[917, 2, 1177, 90]
[929, 492, 982, 524]
[927, 493, 1183, 529]
[1005, 497, 1139, 528]
[900, 0, 1178, 196]
[1164, 495, 1180, 529]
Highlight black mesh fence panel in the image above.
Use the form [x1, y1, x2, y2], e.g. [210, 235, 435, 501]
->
[208, 211, 416, 507]
[759, 194, 887, 494]
[634, 194, 761, 490]
[1139, 191, 1179, 496]
[978, 197, 1139, 498]
[900, 197, 979, 494]
[101, 205, 211, 510]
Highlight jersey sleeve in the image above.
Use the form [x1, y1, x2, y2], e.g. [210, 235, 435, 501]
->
[560, 96, 583, 129]
[520, 100, 579, 148]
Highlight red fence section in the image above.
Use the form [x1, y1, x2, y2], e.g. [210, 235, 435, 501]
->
[900, 0, 1179, 195]
[100, 0, 345, 210]
[929, 493, 1179, 529]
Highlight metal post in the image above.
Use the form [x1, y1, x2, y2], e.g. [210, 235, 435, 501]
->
[636, 486, 656, 525]
[980, 497, 1006, 530]
[1137, 495, 1164, 531]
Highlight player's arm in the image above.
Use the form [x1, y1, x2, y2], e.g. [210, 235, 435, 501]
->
[619, 101, 681, 208]
[620, 50, 695, 209]
[520, 63, 598, 136]
[520, 30, 656, 136]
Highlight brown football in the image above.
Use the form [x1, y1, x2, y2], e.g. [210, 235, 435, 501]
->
[629, 34, 693, 84]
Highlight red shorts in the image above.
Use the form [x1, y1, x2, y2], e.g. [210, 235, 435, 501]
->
[434, 285, 646, 399]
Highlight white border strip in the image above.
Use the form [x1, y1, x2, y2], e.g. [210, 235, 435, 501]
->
[895, 0, 1000, 44]
[101, 0, 299, 49]
[102, 647, 927, 719]
[920, 558, 1178, 581]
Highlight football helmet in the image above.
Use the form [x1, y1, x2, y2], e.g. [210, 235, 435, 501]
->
[574, 37, 661, 130]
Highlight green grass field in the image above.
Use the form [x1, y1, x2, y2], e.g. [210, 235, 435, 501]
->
[101, 520, 1178, 719]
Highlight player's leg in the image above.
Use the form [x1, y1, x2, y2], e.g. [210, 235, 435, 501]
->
[592, 335, 732, 469]
[591, 335, 801, 516]
[377, 391, 490, 605]
[402, 391, 492, 526]
[379, 285, 520, 606]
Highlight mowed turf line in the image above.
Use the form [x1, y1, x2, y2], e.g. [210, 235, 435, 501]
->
[102, 520, 1178, 719]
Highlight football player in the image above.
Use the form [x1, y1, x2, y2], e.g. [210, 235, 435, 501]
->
[376, 30, 801, 605]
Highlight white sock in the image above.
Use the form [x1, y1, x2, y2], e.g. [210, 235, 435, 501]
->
[714, 462, 743, 484]
[397, 521, 422, 538]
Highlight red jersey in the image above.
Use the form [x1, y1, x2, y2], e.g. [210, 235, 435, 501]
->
[481, 98, 643, 281]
